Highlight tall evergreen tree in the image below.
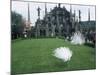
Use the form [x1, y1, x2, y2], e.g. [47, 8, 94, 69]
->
[11, 11, 25, 39]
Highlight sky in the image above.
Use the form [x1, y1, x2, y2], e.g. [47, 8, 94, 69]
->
[12, 1, 96, 26]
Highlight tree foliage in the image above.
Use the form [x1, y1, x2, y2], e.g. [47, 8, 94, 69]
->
[11, 11, 25, 39]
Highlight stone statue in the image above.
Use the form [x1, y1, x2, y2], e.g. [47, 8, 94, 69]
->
[37, 6, 41, 18]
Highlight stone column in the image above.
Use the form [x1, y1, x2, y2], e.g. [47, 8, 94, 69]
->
[56, 11, 61, 36]
[51, 24, 56, 37]
[37, 24, 40, 37]
[46, 23, 49, 37]
[35, 20, 40, 38]
[73, 10, 76, 29]
[50, 13, 55, 37]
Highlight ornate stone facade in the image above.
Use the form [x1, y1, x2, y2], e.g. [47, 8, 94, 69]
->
[35, 3, 82, 38]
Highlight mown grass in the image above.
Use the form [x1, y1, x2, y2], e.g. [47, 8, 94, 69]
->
[11, 38, 96, 74]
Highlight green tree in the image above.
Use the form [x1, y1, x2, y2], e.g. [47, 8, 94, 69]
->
[11, 11, 25, 39]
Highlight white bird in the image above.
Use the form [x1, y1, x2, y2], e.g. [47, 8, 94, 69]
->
[53, 47, 73, 62]
[71, 31, 85, 45]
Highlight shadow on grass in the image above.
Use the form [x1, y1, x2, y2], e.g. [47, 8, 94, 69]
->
[84, 43, 95, 48]
[84, 43, 96, 55]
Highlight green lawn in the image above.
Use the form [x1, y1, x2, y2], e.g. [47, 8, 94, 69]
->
[11, 38, 96, 74]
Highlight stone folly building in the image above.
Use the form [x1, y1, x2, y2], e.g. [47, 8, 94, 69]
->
[23, 3, 95, 38]
[35, 3, 80, 38]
